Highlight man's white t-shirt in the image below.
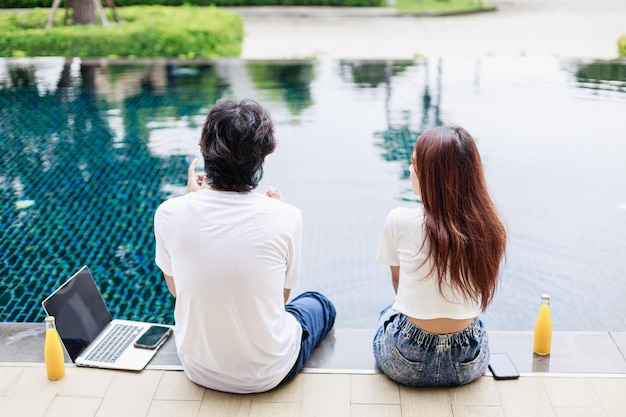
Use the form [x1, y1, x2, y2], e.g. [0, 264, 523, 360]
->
[154, 189, 303, 393]
[377, 206, 482, 319]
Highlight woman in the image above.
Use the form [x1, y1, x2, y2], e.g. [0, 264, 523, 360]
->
[373, 126, 506, 387]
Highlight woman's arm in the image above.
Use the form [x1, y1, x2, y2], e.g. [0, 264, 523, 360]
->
[390, 265, 399, 294]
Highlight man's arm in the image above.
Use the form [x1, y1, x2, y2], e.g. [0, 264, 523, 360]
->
[163, 272, 176, 297]
[268, 186, 290, 305]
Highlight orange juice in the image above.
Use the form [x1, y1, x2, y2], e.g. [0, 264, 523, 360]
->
[44, 316, 65, 380]
[533, 294, 552, 355]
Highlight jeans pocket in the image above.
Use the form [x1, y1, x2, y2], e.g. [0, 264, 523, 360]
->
[381, 347, 425, 386]
[454, 346, 489, 385]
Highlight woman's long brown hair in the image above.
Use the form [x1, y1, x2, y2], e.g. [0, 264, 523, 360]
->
[413, 126, 506, 312]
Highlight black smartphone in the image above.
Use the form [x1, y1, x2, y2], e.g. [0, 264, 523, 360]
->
[133, 325, 172, 350]
[488, 353, 520, 380]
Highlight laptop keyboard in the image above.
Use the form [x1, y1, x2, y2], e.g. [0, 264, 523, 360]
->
[83, 323, 142, 363]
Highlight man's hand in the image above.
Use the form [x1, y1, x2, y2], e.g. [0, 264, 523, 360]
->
[187, 158, 208, 193]
[266, 186, 285, 202]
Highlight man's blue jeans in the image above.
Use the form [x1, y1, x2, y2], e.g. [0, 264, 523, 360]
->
[280, 291, 336, 384]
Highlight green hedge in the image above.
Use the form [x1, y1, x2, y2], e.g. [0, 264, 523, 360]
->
[2, 0, 384, 7]
[619, 36, 626, 57]
[0, 6, 243, 58]
[1, 0, 45, 7]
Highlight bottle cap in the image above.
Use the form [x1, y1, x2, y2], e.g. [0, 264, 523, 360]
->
[541, 294, 550, 300]
[45, 316, 55, 322]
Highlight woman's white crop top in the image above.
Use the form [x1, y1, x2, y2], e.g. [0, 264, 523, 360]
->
[377, 206, 482, 320]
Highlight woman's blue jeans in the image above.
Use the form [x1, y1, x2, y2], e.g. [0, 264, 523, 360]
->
[373, 305, 489, 387]
[280, 291, 336, 385]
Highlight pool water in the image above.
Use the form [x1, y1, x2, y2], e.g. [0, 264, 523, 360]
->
[1, 57, 625, 331]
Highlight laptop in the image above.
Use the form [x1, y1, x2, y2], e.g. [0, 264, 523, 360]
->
[42, 265, 169, 371]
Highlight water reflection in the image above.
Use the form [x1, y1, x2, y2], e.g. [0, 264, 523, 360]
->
[5, 63, 36, 88]
[371, 59, 444, 201]
[575, 60, 626, 95]
[0, 59, 227, 324]
[247, 61, 314, 115]
[1, 57, 625, 331]
[0, 59, 323, 324]
[339, 60, 413, 89]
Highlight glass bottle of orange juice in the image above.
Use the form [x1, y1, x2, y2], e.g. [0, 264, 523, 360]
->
[533, 294, 552, 355]
[44, 316, 65, 380]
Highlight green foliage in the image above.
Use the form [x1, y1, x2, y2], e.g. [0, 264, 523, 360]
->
[279, 0, 382, 5]
[395, 0, 490, 13]
[0, 0, 50, 7]
[2, 0, 384, 7]
[619, 36, 626, 58]
[0, 6, 243, 58]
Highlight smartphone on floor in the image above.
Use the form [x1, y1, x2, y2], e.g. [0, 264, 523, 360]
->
[488, 353, 520, 380]
[133, 325, 172, 350]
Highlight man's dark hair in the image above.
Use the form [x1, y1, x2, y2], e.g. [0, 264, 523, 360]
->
[200, 99, 276, 192]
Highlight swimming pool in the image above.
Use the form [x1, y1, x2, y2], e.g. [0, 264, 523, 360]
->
[1, 57, 625, 331]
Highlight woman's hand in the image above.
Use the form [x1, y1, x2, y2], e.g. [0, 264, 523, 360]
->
[265, 186, 285, 202]
[187, 158, 208, 193]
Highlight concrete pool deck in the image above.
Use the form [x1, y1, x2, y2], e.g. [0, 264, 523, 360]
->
[2, 323, 626, 374]
[234, 0, 626, 59]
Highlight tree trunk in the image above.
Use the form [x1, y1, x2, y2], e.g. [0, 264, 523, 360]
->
[47, 0, 112, 28]
[73, 0, 96, 25]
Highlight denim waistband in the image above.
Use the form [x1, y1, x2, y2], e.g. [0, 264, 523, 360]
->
[396, 315, 484, 348]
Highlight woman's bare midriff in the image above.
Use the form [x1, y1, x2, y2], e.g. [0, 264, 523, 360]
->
[407, 316, 475, 335]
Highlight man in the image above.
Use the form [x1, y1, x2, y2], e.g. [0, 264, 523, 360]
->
[154, 99, 335, 393]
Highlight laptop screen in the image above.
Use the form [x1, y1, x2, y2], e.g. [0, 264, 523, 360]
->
[42, 266, 113, 361]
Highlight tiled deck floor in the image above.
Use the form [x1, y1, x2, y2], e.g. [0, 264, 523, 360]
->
[2, 365, 626, 417]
